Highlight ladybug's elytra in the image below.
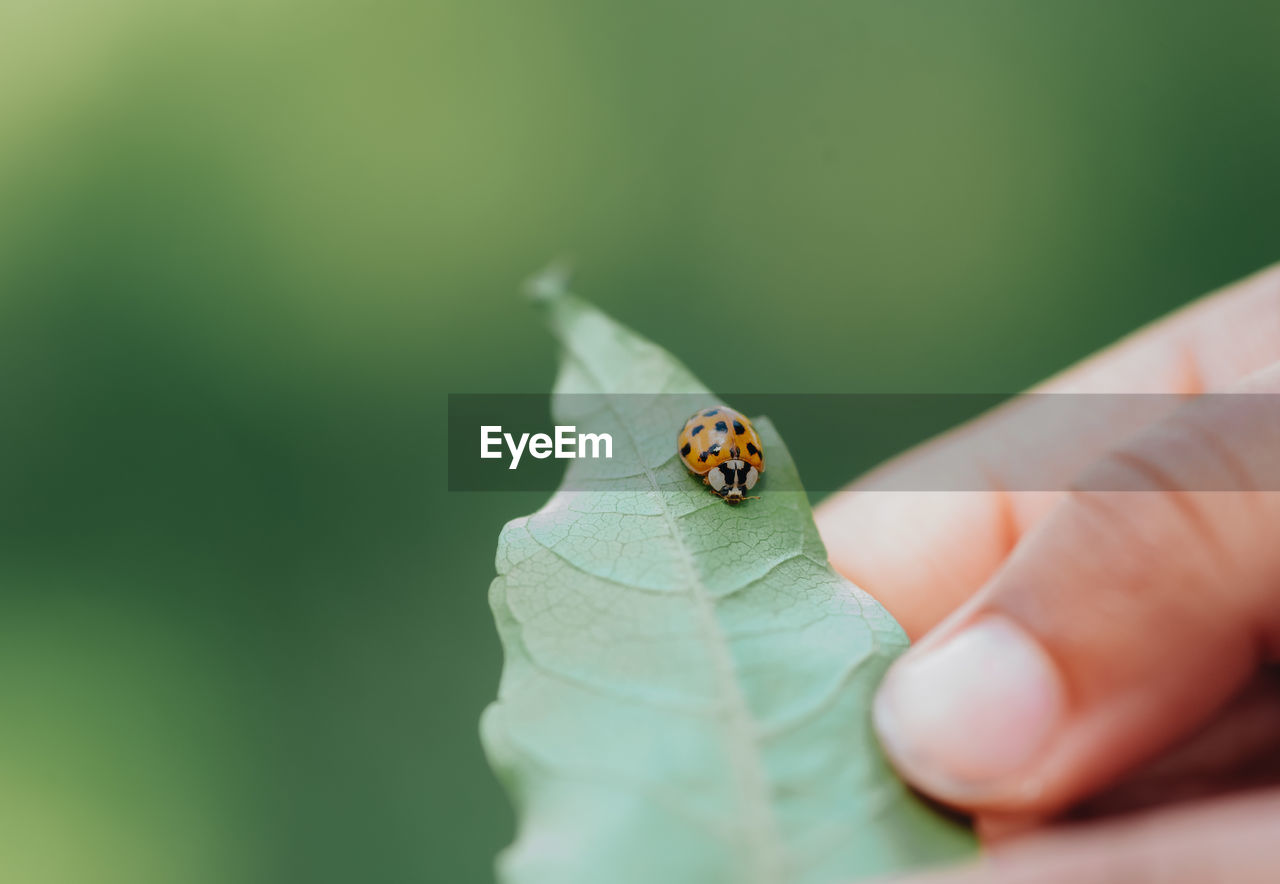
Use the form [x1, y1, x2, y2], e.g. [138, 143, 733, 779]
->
[676, 406, 765, 503]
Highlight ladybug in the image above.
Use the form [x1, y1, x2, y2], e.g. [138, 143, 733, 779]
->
[676, 406, 765, 503]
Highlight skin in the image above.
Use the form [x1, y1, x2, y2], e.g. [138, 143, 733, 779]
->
[814, 263, 1280, 881]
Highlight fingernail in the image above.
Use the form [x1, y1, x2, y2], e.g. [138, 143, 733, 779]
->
[874, 615, 1066, 800]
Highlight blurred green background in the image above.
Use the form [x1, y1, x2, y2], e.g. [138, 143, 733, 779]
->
[2, 1, 1278, 882]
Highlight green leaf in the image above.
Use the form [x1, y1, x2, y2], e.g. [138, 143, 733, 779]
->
[481, 280, 977, 884]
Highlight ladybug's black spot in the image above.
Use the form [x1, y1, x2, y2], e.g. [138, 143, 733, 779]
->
[699, 449, 710, 463]
[732, 420, 745, 434]
[746, 442, 760, 457]
[680, 442, 692, 457]
[703, 409, 719, 417]
[714, 420, 728, 433]
[691, 424, 704, 436]
[710, 443, 721, 455]
[729, 446, 740, 458]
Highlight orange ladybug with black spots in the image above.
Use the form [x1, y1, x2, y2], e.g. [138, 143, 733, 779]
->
[676, 406, 765, 503]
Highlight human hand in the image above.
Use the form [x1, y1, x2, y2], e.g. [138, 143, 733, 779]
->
[815, 264, 1280, 880]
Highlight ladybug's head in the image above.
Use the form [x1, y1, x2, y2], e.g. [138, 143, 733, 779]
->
[707, 459, 759, 503]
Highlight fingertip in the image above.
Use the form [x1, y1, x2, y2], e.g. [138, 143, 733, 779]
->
[874, 615, 1067, 806]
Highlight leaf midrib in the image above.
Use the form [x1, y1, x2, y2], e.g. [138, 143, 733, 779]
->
[557, 344, 789, 884]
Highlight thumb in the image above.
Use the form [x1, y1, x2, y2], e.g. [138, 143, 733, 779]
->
[872, 366, 1280, 814]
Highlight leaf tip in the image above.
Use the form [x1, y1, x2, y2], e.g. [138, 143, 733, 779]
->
[523, 259, 575, 304]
